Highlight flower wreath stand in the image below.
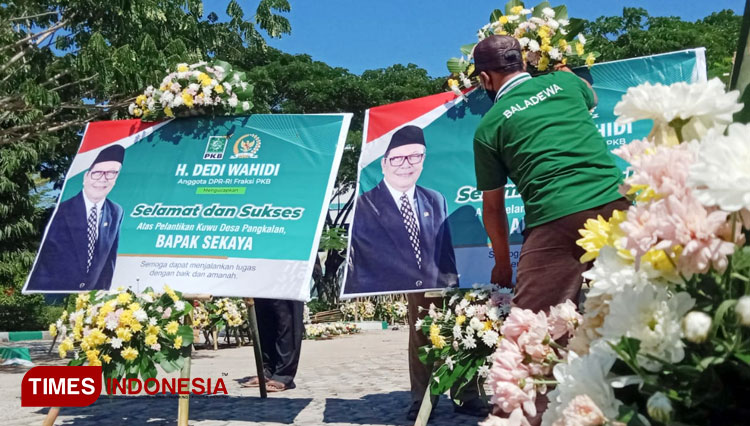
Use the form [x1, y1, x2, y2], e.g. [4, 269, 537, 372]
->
[176, 293, 209, 426]
[42, 288, 273, 426]
[244, 297, 268, 398]
[176, 295, 269, 425]
[413, 358, 493, 426]
[413, 286, 513, 426]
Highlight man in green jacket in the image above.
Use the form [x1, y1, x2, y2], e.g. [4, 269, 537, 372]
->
[472, 35, 629, 314]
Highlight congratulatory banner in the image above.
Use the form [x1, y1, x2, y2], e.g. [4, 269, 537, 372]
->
[24, 114, 351, 301]
[342, 49, 705, 297]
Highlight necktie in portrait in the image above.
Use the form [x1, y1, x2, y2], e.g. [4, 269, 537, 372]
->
[399, 193, 421, 269]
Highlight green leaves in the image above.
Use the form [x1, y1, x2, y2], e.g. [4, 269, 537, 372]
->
[460, 43, 476, 57]
[156, 352, 185, 373]
[616, 404, 650, 426]
[320, 226, 347, 251]
[552, 5, 568, 21]
[177, 325, 194, 346]
[731, 246, 750, 285]
[713, 299, 738, 331]
[490, 9, 504, 23]
[418, 345, 438, 365]
[447, 57, 468, 74]
[564, 18, 585, 41]
[227, 0, 245, 19]
[581, 7, 740, 81]
[87, 32, 108, 56]
[255, 0, 291, 38]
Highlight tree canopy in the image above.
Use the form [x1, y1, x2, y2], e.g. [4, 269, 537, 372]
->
[0, 0, 291, 329]
[583, 8, 741, 81]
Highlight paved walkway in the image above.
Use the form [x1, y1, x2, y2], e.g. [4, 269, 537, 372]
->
[1, 329, 486, 425]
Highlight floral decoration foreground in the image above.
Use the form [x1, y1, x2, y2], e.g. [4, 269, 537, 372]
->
[480, 78, 750, 426]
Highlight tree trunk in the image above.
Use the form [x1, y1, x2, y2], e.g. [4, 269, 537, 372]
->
[322, 249, 344, 303]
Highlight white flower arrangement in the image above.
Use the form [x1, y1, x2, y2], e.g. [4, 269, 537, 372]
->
[535, 78, 750, 426]
[447, 1, 596, 91]
[613, 79, 742, 145]
[339, 300, 377, 320]
[128, 60, 254, 121]
[204, 297, 247, 330]
[419, 284, 513, 399]
[304, 322, 360, 340]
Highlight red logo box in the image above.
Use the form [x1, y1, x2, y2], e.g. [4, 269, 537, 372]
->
[22, 366, 102, 407]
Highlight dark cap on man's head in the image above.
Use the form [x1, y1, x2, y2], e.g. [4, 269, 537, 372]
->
[471, 35, 523, 76]
[386, 125, 425, 155]
[90, 145, 125, 168]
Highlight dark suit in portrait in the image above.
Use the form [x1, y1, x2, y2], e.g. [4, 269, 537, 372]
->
[341, 125, 470, 420]
[26, 144, 125, 292]
[28, 192, 123, 291]
[343, 180, 458, 295]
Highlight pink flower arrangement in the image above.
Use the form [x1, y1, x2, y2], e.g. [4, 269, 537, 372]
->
[616, 140, 695, 201]
[621, 193, 734, 274]
[613, 136, 737, 277]
[487, 302, 583, 425]
[549, 300, 583, 340]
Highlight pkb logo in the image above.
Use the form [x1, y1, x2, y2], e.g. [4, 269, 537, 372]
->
[203, 136, 228, 160]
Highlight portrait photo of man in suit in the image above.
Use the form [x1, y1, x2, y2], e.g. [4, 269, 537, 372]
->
[343, 125, 458, 296]
[343, 125, 468, 420]
[26, 144, 126, 291]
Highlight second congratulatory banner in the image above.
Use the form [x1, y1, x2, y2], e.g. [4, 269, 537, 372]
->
[342, 49, 706, 298]
[24, 114, 351, 301]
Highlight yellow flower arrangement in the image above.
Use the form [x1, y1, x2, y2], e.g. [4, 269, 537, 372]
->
[52, 285, 193, 383]
[128, 60, 254, 121]
[576, 210, 629, 262]
[447, 1, 598, 90]
[130, 321, 143, 333]
[585, 52, 596, 67]
[116, 292, 132, 306]
[456, 315, 466, 326]
[116, 327, 133, 342]
[429, 324, 447, 349]
[166, 320, 180, 335]
[58, 338, 74, 358]
[121, 347, 138, 362]
[181, 92, 194, 108]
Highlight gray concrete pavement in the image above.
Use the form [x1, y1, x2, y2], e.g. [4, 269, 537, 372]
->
[0, 329, 486, 425]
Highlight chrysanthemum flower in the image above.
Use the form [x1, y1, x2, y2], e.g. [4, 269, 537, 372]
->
[116, 292, 132, 306]
[576, 210, 628, 263]
[689, 123, 750, 212]
[145, 334, 158, 346]
[599, 282, 694, 371]
[614, 79, 742, 144]
[121, 347, 138, 362]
